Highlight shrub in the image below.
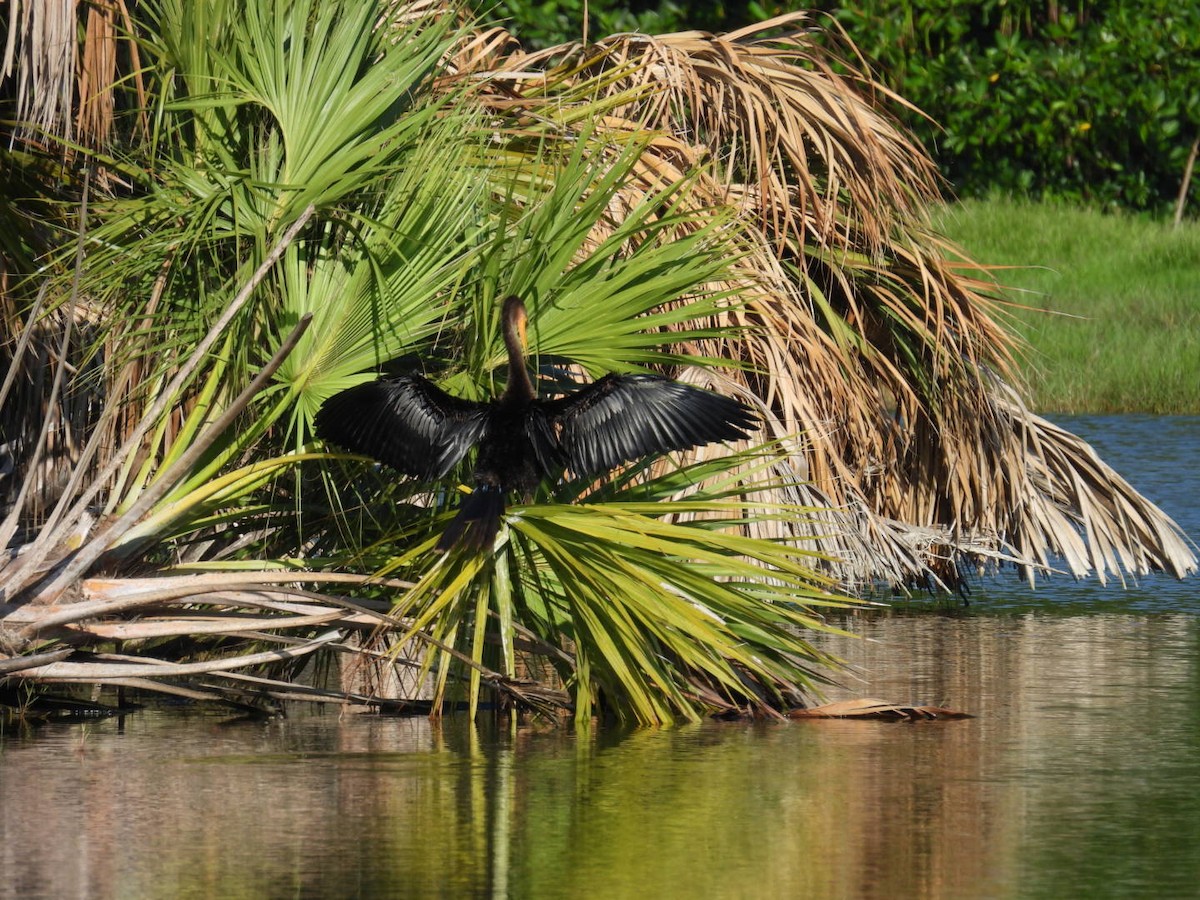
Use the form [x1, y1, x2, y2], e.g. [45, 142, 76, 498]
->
[823, 0, 1200, 212]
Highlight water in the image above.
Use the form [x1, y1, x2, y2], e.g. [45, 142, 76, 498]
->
[970, 415, 1200, 612]
[2, 416, 1198, 900]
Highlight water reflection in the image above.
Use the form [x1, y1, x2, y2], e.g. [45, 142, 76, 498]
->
[4, 612, 1199, 899]
[820, 612, 1200, 900]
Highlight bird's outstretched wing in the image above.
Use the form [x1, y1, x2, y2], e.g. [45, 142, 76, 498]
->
[543, 373, 757, 477]
[314, 375, 488, 480]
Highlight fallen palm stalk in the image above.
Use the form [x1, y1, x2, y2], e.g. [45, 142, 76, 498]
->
[787, 698, 974, 720]
[1, 568, 576, 716]
[6, 630, 344, 681]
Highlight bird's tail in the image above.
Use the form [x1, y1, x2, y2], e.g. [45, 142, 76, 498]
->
[437, 485, 506, 553]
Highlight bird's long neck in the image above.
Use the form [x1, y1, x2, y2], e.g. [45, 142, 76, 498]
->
[502, 310, 535, 402]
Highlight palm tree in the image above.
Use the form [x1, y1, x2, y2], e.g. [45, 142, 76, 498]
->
[0, 2, 1194, 725]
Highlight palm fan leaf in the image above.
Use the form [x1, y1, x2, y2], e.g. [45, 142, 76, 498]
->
[497, 13, 940, 250]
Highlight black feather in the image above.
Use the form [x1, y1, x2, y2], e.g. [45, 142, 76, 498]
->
[314, 375, 487, 480]
[437, 485, 506, 552]
[543, 374, 757, 476]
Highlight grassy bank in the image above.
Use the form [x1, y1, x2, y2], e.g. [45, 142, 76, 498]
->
[933, 198, 1200, 414]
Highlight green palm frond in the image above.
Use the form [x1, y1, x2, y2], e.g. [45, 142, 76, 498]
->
[464, 131, 749, 380]
[365, 450, 856, 727]
[74, 0, 467, 367]
[273, 138, 490, 433]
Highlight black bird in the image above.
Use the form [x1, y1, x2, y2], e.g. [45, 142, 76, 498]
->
[314, 296, 757, 551]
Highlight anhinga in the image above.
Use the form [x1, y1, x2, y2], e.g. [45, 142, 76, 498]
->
[315, 296, 757, 551]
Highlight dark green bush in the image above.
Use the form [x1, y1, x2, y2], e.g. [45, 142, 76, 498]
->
[823, 0, 1200, 212]
[484, 0, 744, 47]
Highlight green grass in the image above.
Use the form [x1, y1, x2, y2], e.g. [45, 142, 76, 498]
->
[932, 198, 1200, 414]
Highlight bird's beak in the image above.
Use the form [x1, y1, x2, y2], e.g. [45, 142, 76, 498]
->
[516, 312, 527, 350]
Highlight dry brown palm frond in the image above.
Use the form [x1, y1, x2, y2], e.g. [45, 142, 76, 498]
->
[997, 393, 1197, 583]
[4, 0, 77, 144]
[76, 0, 147, 146]
[503, 12, 941, 254]
[669, 220, 1026, 586]
[2, 570, 500, 713]
[3, 0, 145, 148]
[382, 0, 523, 75]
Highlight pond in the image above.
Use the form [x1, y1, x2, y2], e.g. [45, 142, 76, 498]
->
[2, 416, 1198, 899]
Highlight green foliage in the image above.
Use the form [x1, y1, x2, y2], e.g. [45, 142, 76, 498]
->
[485, 0, 756, 48]
[283, 134, 842, 723]
[55, 0, 479, 529]
[934, 198, 1200, 413]
[820, 0, 1200, 212]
